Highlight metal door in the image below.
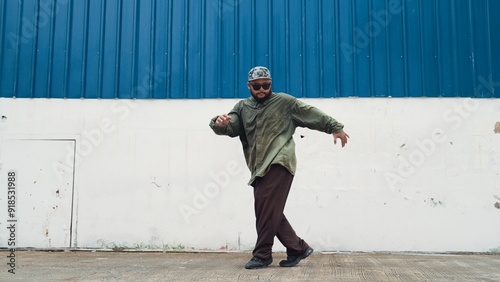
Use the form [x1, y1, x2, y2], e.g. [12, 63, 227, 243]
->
[0, 139, 75, 248]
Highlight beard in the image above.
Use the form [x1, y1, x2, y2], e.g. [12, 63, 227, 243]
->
[251, 87, 272, 103]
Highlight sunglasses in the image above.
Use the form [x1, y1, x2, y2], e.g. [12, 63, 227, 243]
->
[250, 82, 272, 90]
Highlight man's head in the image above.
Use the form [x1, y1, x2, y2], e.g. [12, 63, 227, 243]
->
[247, 66, 272, 102]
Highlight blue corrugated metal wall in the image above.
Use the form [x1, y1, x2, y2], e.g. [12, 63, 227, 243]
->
[1, 0, 498, 99]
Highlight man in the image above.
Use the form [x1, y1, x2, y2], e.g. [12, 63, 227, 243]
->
[209, 66, 349, 269]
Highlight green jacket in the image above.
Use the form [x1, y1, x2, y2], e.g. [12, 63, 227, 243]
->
[210, 92, 344, 186]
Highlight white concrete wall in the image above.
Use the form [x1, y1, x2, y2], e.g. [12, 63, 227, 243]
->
[0, 97, 499, 252]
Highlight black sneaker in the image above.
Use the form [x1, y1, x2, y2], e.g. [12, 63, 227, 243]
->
[279, 247, 314, 267]
[245, 256, 273, 269]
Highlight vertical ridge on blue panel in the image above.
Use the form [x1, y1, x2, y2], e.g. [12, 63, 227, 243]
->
[188, 0, 194, 99]
[97, 1, 106, 99]
[123, 0, 133, 98]
[222, 0, 231, 98]
[138, 0, 153, 99]
[288, 0, 302, 97]
[308, 0, 319, 97]
[30, 1, 38, 98]
[358, 0, 373, 97]
[204, 0, 216, 98]
[50, 0, 67, 98]
[234, 0, 240, 98]
[184, 0, 189, 99]
[437, 0, 450, 97]
[288, 0, 293, 94]
[467, 0, 477, 96]
[450, 0, 459, 96]
[455, 0, 472, 97]
[334, 0, 340, 97]
[401, 0, 408, 97]
[0, 0, 4, 94]
[13, 0, 21, 97]
[235, 0, 240, 98]
[150, 0, 156, 99]
[490, 0, 500, 93]
[64, 1, 74, 98]
[485, 0, 495, 98]
[351, 0, 357, 97]
[318, 0, 324, 97]
[114, 0, 123, 98]
[101, 1, 116, 98]
[170, 0, 186, 98]
[430, 1, 439, 96]
[217, 0, 222, 98]
[259, 1, 273, 69]
[338, 0, 354, 97]
[368, 0, 372, 97]
[418, 0, 425, 97]
[267, 0, 272, 73]
[110, 1, 122, 99]
[47, 1, 56, 98]
[131, 0, 138, 98]
[284, 0, 290, 93]
[253, 0, 270, 67]
[28, 1, 36, 97]
[7, 1, 16, 96]
[86, 0, 103, 99]
[67, 0, 80, 99]
[34, 2, 52, 98]
[155, 0, 168, 99]
[387, 0, 403, 97]
[84, 1, 92, 98]
[301, 0, 306, 97]
[270, 0, 275, 73]
[250, 0, 254, 66]
[37, 0, 55, 98]
[270, 0, 284, 94]
[384, 0, 391, 98]
[81, 1, 90, 98]
[222, 0, 237, 98]
[406, 0, 424, 97]
[435, 0, 442, 96]
[320, 0, 335, 98]
[484, 0, 493, 88]
[187, 0, 202, 99]
[200, 0, 206, 99]
[166, 0, 173, 98]
[369, 0, 375, 97]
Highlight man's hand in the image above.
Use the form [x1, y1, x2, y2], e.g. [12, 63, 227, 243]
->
[333, 131, 349, 147]
[215, 114, 231, 126]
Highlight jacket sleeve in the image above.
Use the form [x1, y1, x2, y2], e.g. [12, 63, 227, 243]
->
[291, 99, 344, 134]
[209, 105, 242, 138]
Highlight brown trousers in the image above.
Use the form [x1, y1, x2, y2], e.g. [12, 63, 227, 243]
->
[252, 164, 309, 259]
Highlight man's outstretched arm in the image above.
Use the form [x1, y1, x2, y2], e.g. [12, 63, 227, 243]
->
[292, 99, 349, 147]
[209, 112, 241, 137]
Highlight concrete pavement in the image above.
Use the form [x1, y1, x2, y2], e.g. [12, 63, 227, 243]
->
[1, 250, 499, 281]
